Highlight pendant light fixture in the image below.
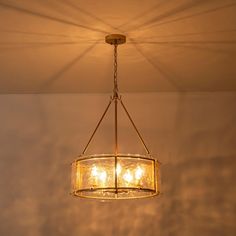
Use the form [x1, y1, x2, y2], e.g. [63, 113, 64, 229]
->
[71, 34, 160, 199]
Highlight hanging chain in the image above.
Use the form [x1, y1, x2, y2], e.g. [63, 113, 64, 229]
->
[113, 43, 118, 193]
[113, 43, 118, 98]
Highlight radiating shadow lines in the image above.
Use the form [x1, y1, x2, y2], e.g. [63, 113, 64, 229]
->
[0, 41, 98, 46]
[131, 41, 236, 54]
[59, 0, 116, 31]
[0, 42, 104, 53]
[129, 38, 182, 91]
[0, 2, 109, 34]
[0, 29, 95, 40]
[125, 0, 207, 32]
[38, 42, 99, 93]
[134, 2, 236, 32]
[135, 29, 236, 40]
[133, 40, 236, 45]
[115, 0, 168, 31]
[169, 43, 236, 54]
[0, 41, 92, 53]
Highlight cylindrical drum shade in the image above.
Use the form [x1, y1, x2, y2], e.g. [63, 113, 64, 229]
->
[71, 154, 160, 199]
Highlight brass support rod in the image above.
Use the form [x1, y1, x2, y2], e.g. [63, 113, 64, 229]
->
[114, 98, 118, 154]
[119, 99, 150, 154]
[153, 160, 157, 192]
[82, 99, 113, 154]
[114, 97, 118, 194]
[115, 155, 118, 195]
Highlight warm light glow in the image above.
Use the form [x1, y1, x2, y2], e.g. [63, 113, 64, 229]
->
[135, 166, 143, 180]
[123, 170, 133, 182]
[99, 171, 107, 182]
[91, 166, 98, 177]
[91, 166, 107, 185]
[116, 163, 121, 175]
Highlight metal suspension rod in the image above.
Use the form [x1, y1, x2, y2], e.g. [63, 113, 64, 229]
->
[119, 98, 150, 154]
[114, 97, 118, 154]
[114, 97, 118, 194]
[82, 99, 113, 154]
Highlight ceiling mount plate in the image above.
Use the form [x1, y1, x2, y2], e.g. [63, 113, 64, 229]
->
[105, 34, 126, 45]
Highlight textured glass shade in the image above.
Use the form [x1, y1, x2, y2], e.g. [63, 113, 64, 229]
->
[71, 154, 160, 199]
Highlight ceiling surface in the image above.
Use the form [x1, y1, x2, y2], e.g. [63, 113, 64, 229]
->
[0, 0, 236, 93]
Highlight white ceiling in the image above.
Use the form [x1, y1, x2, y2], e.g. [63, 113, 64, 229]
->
[0, 0, 236, 93]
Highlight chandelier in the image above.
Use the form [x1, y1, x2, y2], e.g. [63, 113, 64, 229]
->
[71, 34, 160, 199]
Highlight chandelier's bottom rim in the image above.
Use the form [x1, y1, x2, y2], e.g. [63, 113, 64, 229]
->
[71, 187, 160, 200]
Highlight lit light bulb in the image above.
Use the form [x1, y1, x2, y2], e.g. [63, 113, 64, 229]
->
[135, 166, 143, 180]
[99, 171, 107, 182]
[123, 170, 133, 183]
[91, 166, 98, 176]
[116, 163, 121, 175]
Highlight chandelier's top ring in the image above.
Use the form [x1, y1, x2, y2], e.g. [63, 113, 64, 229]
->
[74, 153, 160, 163]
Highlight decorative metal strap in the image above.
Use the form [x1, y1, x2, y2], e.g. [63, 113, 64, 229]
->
[119, 98, 150, 154]
[82, 99, 112, 154]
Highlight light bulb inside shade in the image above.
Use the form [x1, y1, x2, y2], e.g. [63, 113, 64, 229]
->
[116, 163, 121, 175]
[91, 166, 107, 182]
[91, 166, 98, 176]
[99, 171, 107, 182]
[123, 170, 133, 183]
[135, 166, 143, 180]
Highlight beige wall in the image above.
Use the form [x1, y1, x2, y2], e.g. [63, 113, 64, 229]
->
[0, 92, 235, 236]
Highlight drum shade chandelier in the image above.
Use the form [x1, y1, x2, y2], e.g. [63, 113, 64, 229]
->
[71, 34, 160, 199]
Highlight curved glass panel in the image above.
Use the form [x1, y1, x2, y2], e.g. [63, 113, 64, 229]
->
[71, 154, 160, 199]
